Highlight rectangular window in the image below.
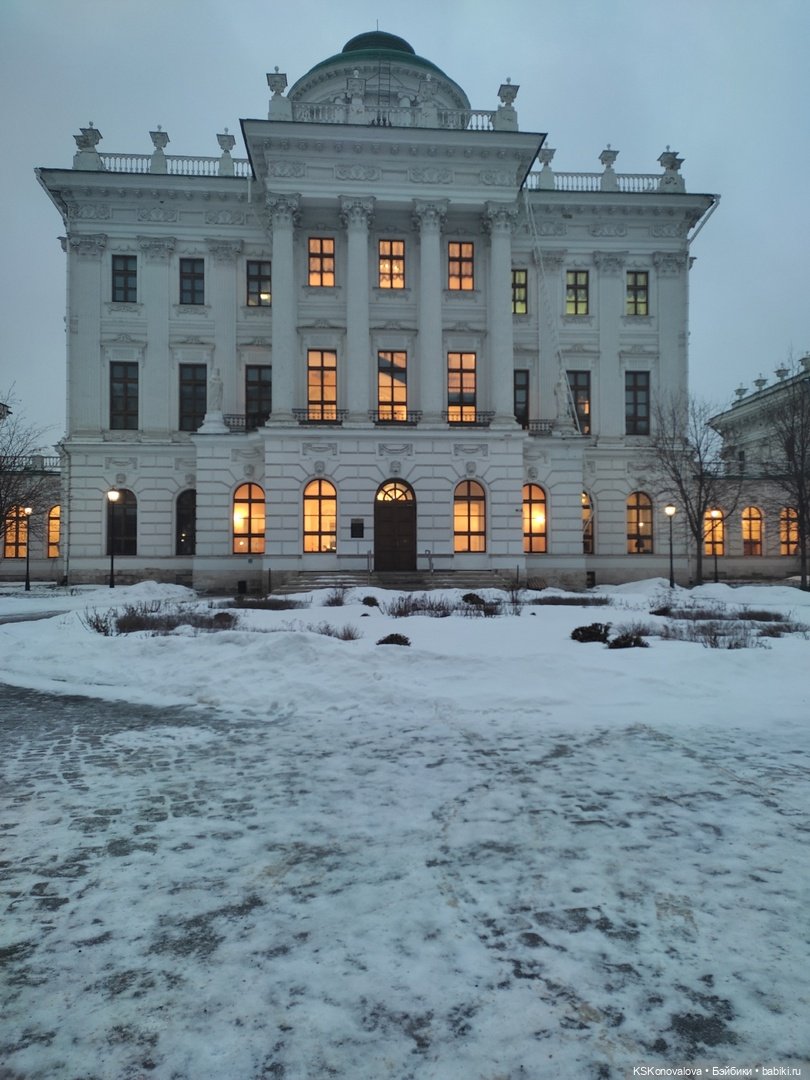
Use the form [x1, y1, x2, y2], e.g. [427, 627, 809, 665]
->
[565, 270, 589, 315]
[625, 371, 650, 436]
[110, 361, 139, 430]
[514, 369, 529, 428]
[567, 370, 591, 435]
[245, 365, 272, 428]
[377, 351, 408, 420]
[246, 260, 272, 306]
[307, 350, 337, 420]
[48, 506, 61, 559]
[180, 258, 205, 305]
[378, 240, 405, 289]
[112, 255, 137, 303]
[448, 242, 474, 291]
[447, 352, 477, 422]
[179, 364, 207, 431]
[626, 271, 649, 316]
[308, 238, 335, 287]
[780, 508, 799, 555]
[512, 269, 528, 315]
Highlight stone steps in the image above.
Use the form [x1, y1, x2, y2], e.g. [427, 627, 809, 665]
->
[271, 570, 518, 595]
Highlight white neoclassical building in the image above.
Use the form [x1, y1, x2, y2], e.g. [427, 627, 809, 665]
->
[37, 30, 717, 591]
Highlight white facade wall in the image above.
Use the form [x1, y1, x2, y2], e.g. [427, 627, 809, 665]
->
[37, 33, 717, 590]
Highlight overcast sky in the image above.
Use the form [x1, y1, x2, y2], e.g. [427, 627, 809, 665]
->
[2, 0, 808, 444]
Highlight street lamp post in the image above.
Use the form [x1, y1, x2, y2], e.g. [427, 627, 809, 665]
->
[664, 504, 677, 589]
[107, 489, 120, 588]
[23, 506, 33, 591]
[710, 508, 722, 583]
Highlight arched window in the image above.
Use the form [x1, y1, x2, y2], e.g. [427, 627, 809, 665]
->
[704, 509, 724, 556]
[741, 506, 763, 556]
[47, 505, 61, 558]
[232, 483, 265, 554]
[176, 490, 196, 555]
[522, 484, 547, 553]
[780, 507, 799, 556]
[107, 489, 137, 556]
[582, 491, 594, 555]
[376, 481, 414, 503]
[303, 479, 337, 552]
[626, 492, 653, 554]
[3, 505, 29, 559]
[454, 480, 486, 552]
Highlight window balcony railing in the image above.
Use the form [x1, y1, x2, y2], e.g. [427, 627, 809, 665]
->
[442, 410, 495, 427]
[224, 413, 271, 432]
[368, 409, 422, 426]
[289, 102, 497, 131]
[292, 408, 348, 426]
[5, 454, 61, 472]
[527, 420, 554, 436]
[98, 153, 252, 177]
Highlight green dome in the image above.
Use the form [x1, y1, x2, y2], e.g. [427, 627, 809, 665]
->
[342, 32, 416, 56]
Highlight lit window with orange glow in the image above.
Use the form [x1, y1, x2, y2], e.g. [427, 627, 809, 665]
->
[582, 491, 594, 555]
[377, 351, 408, 420]
[454, 480, 486, 553]
[447, 352, 477, 423]
[378, 240, 405, 289]
[522, 484, 547, 553]
[308, 237, 335, 287]
[47, 505, 60, 558]
[303, 479, 337, 553]
[448, 242, 474, 291]
[232, 483, 265, 554]
[627, 491, 653, 554]
[704, 508, 725, 556]
[3, 505, 28, 559]
[307, 350, 338, 421]
[780, 507, 799, 555]
[741, 506, 763, 556]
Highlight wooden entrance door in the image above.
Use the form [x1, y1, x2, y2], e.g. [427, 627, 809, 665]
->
[374, 481, 416, 572]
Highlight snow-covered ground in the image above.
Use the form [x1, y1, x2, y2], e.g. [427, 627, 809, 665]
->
[1, 579, 809, 1079]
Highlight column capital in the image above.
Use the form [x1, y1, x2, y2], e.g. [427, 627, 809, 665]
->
[205, 238, 243, 263]
[652, 250, 688, 275]
[68, 233, 107, 257]
[412, 199, 448, 233]
[137, 235, 175, 261]
[265, 192, 301, 227]
[592, 250, 628, 274]
[339, 195, 375, 230]
[482, 201, 518, 234]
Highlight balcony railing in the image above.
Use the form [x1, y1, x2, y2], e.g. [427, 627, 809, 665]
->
[98, 153, 251, 177]
[527, 420, 554, 436]
[292, 408, 348, 426]
[224, 413, 270, 432]
[290, 102, 496, 131]
[524, 170, 666, 194]
[442, 410, 495, 427]
[368, 409, 423, 426]
[4, 454, 61, 472]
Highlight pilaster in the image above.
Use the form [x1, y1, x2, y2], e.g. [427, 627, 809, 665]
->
[339, 196, 375, 421]
[412, 199, 447, 422]
[483, 202, 519, 425]
[265, 193, 300, 420]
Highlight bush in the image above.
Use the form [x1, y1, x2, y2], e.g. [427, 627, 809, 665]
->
[232, 595, 310, 610]
[306, 621, 361, 640]
[383, 593, 454, 618]
[462, 592, 485, 606]
[323, 586, 348, 607]
[571, 622, 611, 644]
[376, 633, 411, 646]
[82, 602, 237, 636]
[608, 630, 649, 649]
[532, 595, 610, 607]
[361, 595, 380, 607]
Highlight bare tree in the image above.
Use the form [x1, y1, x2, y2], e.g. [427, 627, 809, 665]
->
[650, 395, 743, 585]
[758, 365, 810, 589]
[0, 395, 56, 548]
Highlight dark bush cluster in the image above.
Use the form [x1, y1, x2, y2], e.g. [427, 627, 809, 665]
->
[362, 595, 380, 607]
[82, 602, 237, 636]
[607, 630, 649, 649]
[323, 586, 348, 607]
[383, 594, 455, 618]
[232, 595, 309, 610]
[571, 622, 612, 644]
[376, 633, 411, 646]
[532, 595, 610, 607]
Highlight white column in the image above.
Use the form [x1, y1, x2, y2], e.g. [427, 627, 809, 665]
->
[137, 236, 175, 432]
[266, 193, 300, 421]
[412, 200, 447, 422]
[67, 234, 106, 432]
[593, 251, 627, 437]
[340, 196, 374, 421]
[653, 250, 690, 403]
[484, 202, 519, 426]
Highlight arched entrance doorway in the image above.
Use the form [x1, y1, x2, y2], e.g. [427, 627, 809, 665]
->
[374, 480, 416, 572]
